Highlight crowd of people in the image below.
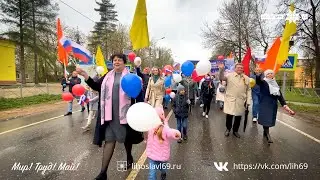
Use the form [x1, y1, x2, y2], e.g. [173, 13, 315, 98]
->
[61, 53, 294, 180]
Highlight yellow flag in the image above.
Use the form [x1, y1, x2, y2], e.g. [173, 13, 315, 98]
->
[129, 0, 150, 50]
[95, 46, 108, 75]
[276, 3, 297, 67]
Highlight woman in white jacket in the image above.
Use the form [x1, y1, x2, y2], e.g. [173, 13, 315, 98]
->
[82, 88, 99, 131]
[216, 80, 226, 110]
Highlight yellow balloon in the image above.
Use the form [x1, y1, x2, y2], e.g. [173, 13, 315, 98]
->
[250, 78, 256, 88]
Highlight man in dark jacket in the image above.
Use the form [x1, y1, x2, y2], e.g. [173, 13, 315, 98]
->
[64, 71, 85, 116]
[61, 77, 67, 92]
[173, 84, 191, 143]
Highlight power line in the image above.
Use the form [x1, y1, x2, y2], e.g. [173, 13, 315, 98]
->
[58, 0, 96, 23]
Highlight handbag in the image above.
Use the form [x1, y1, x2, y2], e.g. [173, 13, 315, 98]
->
[126, 125, 144, 144]
[219, 86, 225, 93]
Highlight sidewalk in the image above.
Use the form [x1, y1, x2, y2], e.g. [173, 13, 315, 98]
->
[287, 101, 320, 107]
[0, 101, 70, 121]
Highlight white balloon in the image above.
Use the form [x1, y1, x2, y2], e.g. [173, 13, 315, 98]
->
[126, 102, 162, 132]
[96, 66, 105, 75]
[169, 92, 175, 99]
[172, 73, 182, 83]
[134, 57, 142, 66]
[196, 60, 211, 76]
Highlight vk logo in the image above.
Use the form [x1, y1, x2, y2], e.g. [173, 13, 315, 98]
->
[214, 162, 229, 171]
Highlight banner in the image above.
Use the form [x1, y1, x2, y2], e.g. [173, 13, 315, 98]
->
[210, 60, 235, 73]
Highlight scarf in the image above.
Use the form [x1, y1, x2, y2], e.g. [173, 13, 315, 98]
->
[100, 68, 131, 125]
[264, 77, 280, 96]
[153, 75, 160, 84]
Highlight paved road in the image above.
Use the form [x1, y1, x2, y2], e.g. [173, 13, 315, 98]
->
[0, 103, 319, 180]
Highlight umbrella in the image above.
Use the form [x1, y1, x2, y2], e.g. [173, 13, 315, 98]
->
[243, 103, 249, 132]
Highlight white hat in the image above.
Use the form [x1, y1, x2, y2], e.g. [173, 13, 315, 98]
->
[264, 69, 274, 77]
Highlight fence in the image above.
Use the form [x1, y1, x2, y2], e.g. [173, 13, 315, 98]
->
[0, 83, 62, 99]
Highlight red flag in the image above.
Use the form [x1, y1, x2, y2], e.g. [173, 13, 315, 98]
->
[242, 46, 251, 76]
[57, 18, 68, 65]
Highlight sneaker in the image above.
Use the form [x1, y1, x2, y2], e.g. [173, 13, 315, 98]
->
[183, 135, 188, 140]
[205, 115, 209, 119]
[253, 118, 257, 122]
[177, 139, 182, 143]
[161, 173, 167, 180]
[202, 112, 206, 117]
[200, 104, 204, 108]
[64, 112, 72, 116]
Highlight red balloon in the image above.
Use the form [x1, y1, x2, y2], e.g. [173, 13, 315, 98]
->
[165, 88, 172, 94]
[72, 84, 86, 96]
[62, 92, 74, 101]
[128, 52, 136, 62]
[218, 55, 224, 60]
[192, 70, 204, 82]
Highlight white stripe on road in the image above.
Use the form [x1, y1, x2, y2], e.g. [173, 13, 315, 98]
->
[0, 111, 80, 136]
[126, 110, 173, 180]
[277, 119, 320, 144]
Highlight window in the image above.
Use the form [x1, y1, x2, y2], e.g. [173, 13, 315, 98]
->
[25, 74, 29, 79]
[16, 73, 20, 79]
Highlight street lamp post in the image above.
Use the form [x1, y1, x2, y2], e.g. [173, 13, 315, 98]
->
[149, 37, 165, 68]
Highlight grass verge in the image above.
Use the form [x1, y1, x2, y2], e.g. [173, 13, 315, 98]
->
[284, 91, 320, 104]
[0, 94, 61, 111]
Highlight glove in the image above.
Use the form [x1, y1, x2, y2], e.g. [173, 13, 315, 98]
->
[187, 99, 191, 104]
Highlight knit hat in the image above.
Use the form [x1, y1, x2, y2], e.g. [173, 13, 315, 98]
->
[177, 84, 185, 92]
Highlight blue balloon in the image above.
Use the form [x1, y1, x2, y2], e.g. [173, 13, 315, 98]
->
[121, 74, 142, 98]
[181, 61, 194, 76]
[164, 76, 172, 88]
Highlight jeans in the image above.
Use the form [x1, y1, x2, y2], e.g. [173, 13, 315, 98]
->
[176, 117, 188, 136]
[67, 97, 84, 112]
[252, 92, 260, 118]
[84, 110, 96, 128]
[164, 97, 170, 108]
[148, 158, 167, 180]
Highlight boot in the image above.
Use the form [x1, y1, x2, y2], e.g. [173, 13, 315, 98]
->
[161, 173, 167, 180]
[233, 132, 240, 138]
[127, 156, 133, 169]
[95, 172, 107, 180]
[263, 128, 273, 143]
[224, 129, 230, 137]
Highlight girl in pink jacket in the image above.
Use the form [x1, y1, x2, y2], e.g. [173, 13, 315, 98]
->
[146, 106, 181, 180]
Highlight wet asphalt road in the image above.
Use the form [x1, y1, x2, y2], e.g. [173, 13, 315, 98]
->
[0, 102, 319, 180]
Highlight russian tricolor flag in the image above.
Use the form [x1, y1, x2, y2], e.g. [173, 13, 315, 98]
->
[59, 36, 92, 63]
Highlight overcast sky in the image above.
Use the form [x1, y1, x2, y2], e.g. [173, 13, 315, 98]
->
[57, 0, 305, 62]
[58, 0, 225, 63]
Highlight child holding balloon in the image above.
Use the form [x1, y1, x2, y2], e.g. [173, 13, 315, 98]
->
[146, 106, 181, 180]
[172, 84, 190, 143]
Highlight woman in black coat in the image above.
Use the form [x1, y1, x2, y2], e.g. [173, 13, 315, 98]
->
[200, 74, 215, 119]
[256, 69, 293, 143]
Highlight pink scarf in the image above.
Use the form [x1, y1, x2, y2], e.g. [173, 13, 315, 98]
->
[100, 68, 131, 125]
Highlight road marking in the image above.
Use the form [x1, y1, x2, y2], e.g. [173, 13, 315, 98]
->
[126, 110, 173, 180]
[0, 110, 80, 136]
[277, 119, 320, 144]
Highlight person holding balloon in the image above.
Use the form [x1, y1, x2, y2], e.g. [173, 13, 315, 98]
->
[76, 53, 143, 180]
[172, 84, 190, 143]
[146, 106, 181, 180]
[145, 67, 165, 107]
[82, 87, 99, 131]
[64, 71, 85, 116]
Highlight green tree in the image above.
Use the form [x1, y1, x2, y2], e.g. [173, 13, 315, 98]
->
[89, 0, 118, 57]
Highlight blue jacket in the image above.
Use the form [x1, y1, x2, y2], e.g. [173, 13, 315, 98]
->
[250, 74, 260, 94]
